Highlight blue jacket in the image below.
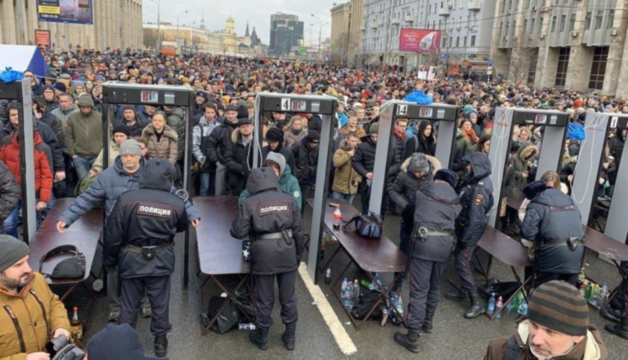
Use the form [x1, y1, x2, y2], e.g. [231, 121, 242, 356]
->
[59, 157, 199, 226]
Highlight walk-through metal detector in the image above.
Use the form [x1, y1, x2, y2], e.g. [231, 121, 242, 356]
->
[369, 101, 460, 216]
[0, 79, 36, 242]
[102, 82, 195, 289]
[252, 93, 338, 284]
[572, 112, 628, 246]
[487, 108, 570, 225]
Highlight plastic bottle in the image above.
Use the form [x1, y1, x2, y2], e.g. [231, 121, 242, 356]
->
[70, 307, 83, 341]
[496, 296, 504, 319]
[396, 292, 404, 317]
[487, 292, 496, 316]
[360, 279, 372, 289]
[590, 284, 599, 307]
[352, 279, 360, 305]
[518, 298, 528, 316]
[341, 277, 349, 307]
[600, 281, 609, 307]
[324, 268, 331, 285]
[380, 309, 389, 326]
[333, 205, 342, 229]
[239, 323, 256, 331]
[370, 273, 381, 291]
[585, 283, 592, 302]
[578, 267, 586, 284]
[345, 280, 354, 308]
[579, 284, 586, 299]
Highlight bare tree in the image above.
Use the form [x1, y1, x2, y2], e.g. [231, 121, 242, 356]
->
[331, 32, 350, 66]
[143, 29, 159, 49]
[190, 35, 202, 53]
[508, 38, 534, 86]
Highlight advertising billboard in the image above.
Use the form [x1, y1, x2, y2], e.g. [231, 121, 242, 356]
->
[399, 29, 442, 53]
[37, 0, 93, 25]
[35, 30, 51, 49]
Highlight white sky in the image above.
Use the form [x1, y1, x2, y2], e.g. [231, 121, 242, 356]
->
[142, 0, 339, 45]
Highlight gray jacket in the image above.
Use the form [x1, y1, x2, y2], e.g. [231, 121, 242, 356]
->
[192, 116, 218, 163]
[59, 157, 199, 226]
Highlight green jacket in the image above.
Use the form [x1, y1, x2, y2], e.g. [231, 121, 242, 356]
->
[65, 109, 103, 159]
[239, 164, 302, 209]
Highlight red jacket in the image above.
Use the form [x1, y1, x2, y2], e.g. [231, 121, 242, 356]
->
[0, 133, 53, 202]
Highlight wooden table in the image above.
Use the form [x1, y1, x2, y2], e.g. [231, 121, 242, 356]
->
[28, 198, 102, 336]
[193, 196, 253, 335]
[307, 198, 407, 330]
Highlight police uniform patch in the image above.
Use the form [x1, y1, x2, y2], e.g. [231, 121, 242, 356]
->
[137, 203, 174, 218]
[294, 191, 300, 198]
[474, 194, 484, 205]
[258, 202, 290, 217]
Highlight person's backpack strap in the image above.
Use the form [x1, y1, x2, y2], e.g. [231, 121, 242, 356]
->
[503, 335, 522, 360]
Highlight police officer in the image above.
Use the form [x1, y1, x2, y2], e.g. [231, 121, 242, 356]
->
[520, 170, 585, 288]
[231, 167, 306, 351]
[394, 169, 462, 353]
[388, 152, 436, 293]
[446, 153, 494, 319]
[104, 159, 191, 358]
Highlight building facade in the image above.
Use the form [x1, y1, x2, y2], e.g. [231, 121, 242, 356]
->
[270, 12, 304, 56]
[360, 0, 495, 70]
[330, 2, 352, 63]
[0, 0, 143, 49]
[491, 0, 628, 97]
[347, 0, 365, 67]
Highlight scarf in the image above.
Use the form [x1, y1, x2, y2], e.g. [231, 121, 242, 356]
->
[291, 128, 303, 135]
[393, 127, 406, 139]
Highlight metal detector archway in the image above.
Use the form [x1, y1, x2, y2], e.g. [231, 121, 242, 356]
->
[252, 93, 338, 283]
[488, 108, 570, 226]
[572, 113, 628, 246]
[0, 79, 37, 242]
[102, 82, 195, 288]
[369, 101, 460, 216]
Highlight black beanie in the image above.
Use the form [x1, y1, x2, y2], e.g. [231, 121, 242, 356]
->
[112, 124, 131, 137]
[266, 127, 283, 142]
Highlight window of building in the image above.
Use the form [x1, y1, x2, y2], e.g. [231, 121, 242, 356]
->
[531, 18, 535, 34]
[471, 35, 476, 46]
[589, 47, 609, 90]
[449, 37, 453, 47]
[524, 20, 528, 34]
[585, 12, 592, 30]
[560, 15, 566, 32]
[539, 16, 544, 33]
[499, 22, 503, 37]
[608, 10, 615, 29]
[463, 36, 467, 46]
[595, 10, 603, 30]
[527, 48, 539, 85]
[569, 14, 576, 31]
[456, 37, 460, 47]
[551, 16, 557, 33]
[555, 47, 570, 87]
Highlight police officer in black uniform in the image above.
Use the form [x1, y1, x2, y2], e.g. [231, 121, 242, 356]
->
[104, 159, 191, 358]
[394, 169, 462, 353]
[446, 153, 494, 319]
[231, 167, 306, 351]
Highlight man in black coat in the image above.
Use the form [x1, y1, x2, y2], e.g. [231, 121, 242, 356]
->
[263, 127, 297, 176]
[224, 119, 254, 195]
[520, 176, 585, 287]
[231, 168, 306, 351]
[105, 159, 190, 358]
[0, 160, 20, 234]
[207, 104, 239, 194]
[446, 153, 494, 319]
[291, 131, 320, 215]
[115, 105, 148, 137]
[394, 170, 462, 353]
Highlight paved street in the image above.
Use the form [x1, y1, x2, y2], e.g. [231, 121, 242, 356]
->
[59, 204, 628, 359]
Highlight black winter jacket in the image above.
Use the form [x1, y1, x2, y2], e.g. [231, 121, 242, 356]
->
[456, 153, 494, 247]
[224, 128, 248, 195]
[114, 118, 149, 137]
[413, 181, 462, 262]
[1, 120, 64, 172]
[389, 132, 404, 180]
[388, 155, 441, 210]
[207, 120, 239, 165]
[0, 160, 20, 234]
[291, 138, 319, 186]
[230, 168, 306, 275]
[609, 134, 625, 165]
[104, 161, 188, 279]
[352, 136, 377, 178]
[520, 188, 585, 274]
[242, 143, 297, 182]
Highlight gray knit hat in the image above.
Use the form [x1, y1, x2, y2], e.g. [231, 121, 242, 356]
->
[265, 151, 286, 175]
[0, 235, 30, 273]
[119, 139, 142, 156]
[409, 153, 429, 173]
[528, 280, 589, 336]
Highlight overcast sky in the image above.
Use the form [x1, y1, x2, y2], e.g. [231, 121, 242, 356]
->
[142, 0, 339, 45]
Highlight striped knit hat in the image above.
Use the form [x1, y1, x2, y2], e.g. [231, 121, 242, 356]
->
[528, 281, 589, 336]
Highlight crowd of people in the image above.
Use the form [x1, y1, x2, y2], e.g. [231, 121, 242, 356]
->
[0, 47, 626, 359]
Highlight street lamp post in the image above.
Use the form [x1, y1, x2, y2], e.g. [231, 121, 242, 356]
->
[174, 10, 188, 49]
[311, 14, 322, 63]
[149, 0, 161, 52]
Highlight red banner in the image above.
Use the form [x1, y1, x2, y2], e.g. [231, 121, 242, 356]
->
[35, 30, 51, 49]
[399, 29, 441, 53]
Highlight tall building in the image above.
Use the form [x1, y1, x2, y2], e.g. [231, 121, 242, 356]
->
[361, 0, 495, 70]
[347, 0, 365, 67]
[330, 2, 352, 63]
[270, 12, 304, 56]
[490, 0, 628, 97]
[0, 0, 143, 49]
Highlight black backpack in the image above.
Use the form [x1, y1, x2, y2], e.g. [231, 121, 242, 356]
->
[350, 290, 386, 320]
[343, 214, 383, 239]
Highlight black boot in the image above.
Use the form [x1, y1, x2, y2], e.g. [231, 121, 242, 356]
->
[249, 327, 269, 350]
[394, 328, 420, 353]
[282, 323, 296, 350]
[464, 292, 485, 319]
[154, 335, 168, 358]
[601, 305, 621, 323]
[422, 311, 434, 333]
[445, 289, 468, 302]
[606, 318, 628, 340]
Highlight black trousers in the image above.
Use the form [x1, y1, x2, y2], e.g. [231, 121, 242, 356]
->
[535, 271, 578, 289]
[120, 276, 171, 336]
[407, 258, 446, 330]
[394, 222, 411, 288]
[255, 271, 298, 328]
[454, 244, 478, 293]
